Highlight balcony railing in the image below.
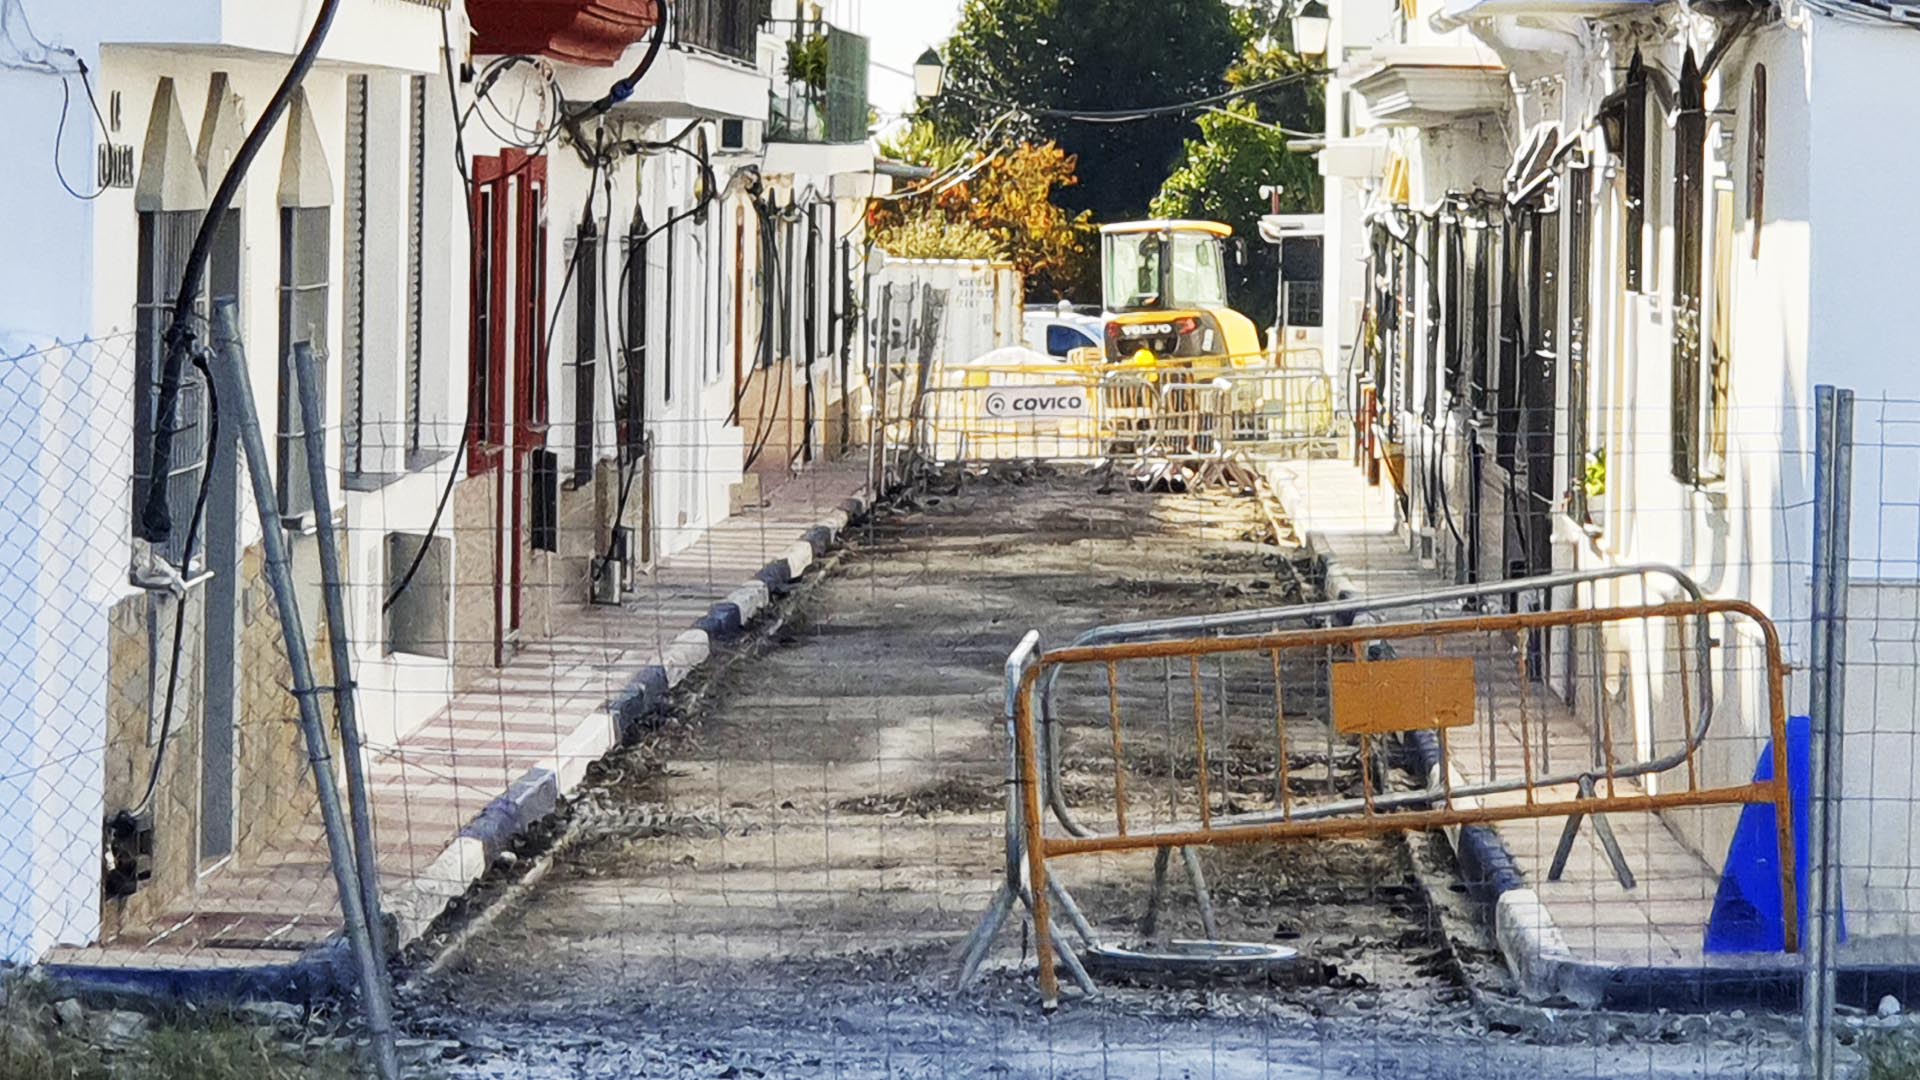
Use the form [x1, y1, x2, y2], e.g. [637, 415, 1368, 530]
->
[768, 19, 870, 145]
[671, 0, 769, 64]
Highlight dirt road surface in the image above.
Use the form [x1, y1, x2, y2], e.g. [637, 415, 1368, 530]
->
[401, 469, 1801, 1079]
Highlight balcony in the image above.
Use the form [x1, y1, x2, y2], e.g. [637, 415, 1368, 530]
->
[768, 19, 870, 145]
[672, 0, 771, 64]
[56, 0, 446, 72]
[546, 0, 770, 119]
[1346, 45, 1507, 128]
[469, 0, 662, 67]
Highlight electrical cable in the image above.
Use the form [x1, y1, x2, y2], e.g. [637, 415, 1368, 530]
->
[576, 0, 668, 121]
[390, 0, 669, 611]
[52, 58, 110, 201]
[0, 0, 67, 74]
[385, 4, 482, 613]
[733, 193, 786, 440]
[742, 196, 800, 473]
[599, 133, 722, 570]
[134, 0, 340, 823]
[943, 68, 1328, 126]
[741, 199, 810, 472]
[142, 0, 342, 549]
[131, 346, 218, 816]
[742, 205, 789, 444]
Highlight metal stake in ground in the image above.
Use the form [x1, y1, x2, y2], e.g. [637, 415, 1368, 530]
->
[291, 340, 391, 970]
[208, 305, 401, 1080]
[954, 630, 1098, 995]
[1805, 385, 1854, 1080]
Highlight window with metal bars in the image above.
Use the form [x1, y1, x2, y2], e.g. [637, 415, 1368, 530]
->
[343, 74, 370, 479]
[1670, 49, 1707, 485]
[1624, 52, 1648, 294]
[277, 206, 331, 527]
[1442, 219, 1464, 406]
[571, 217, 599, 487]
[1468, 223, 1492, 415]
[133, 210, 208, 568]
[1521, 207, 1560, 504]
[621, 213, 648, 461]
[1494, 214, 1526, 472]
[405, 75, 428, 466]
[710, 198, 725, 386]
[664, 215, 677, 405]
[1565, 165, 1594, 522]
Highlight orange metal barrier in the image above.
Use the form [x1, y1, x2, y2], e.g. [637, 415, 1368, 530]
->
[1013, 600, 1798, 1007]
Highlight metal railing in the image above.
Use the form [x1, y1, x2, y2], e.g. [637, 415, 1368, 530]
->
[1035, 563, 1717, 844]
[880, 356, 1341, 476]
[671, 0, 767, 63]
[1013, 599, 1799, 1007]
[768, 18, 870, 144]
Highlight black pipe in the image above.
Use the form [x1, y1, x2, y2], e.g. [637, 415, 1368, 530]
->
[142, 0, 342, 547]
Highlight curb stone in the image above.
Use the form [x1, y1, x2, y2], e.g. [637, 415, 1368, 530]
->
[1303, 523, 1839, 1012]
[44, 493, 870, 1003]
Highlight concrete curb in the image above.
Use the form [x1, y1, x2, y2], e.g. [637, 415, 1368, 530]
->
[45, 491, 871, 1004]
[1305, 526, 1601, 1005]
[46, 939, 356, 1004]
[1299, 518, 1920, 1012]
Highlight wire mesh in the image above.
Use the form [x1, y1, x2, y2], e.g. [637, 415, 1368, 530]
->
[0, 317, 1877, 1078]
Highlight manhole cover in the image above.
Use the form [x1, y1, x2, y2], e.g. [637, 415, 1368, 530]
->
[1083, 939, 1303, 981]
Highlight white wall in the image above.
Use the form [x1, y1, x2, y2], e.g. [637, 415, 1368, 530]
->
[0, 18, 462, 952]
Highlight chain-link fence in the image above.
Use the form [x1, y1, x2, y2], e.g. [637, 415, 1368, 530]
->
[9, 309, 1917, 1080]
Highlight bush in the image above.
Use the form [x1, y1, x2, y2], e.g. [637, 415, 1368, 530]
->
[871, 215, 1005, 262]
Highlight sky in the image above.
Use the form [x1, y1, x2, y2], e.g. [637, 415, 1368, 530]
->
[859, 0, 966, 124]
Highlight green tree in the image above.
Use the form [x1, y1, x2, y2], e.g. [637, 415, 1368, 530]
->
[1152, 6, 1322, 326]
[927, 0, 1243, 224]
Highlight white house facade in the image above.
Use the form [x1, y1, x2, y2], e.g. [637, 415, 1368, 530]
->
[1317, 0, 1920, 938]
[0, 0, 881, 966]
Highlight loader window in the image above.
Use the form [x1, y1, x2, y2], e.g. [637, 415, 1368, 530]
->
[1170, 232, 1229, 309]
[1105, 235, 1164, 310]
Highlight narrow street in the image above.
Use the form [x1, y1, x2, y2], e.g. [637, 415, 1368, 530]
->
[399, 469, 1801, 1080]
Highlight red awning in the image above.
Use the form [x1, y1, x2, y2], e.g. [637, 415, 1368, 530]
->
[468, 0, 663, 67]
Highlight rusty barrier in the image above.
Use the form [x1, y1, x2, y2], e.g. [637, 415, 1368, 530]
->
[1012, 600, 1798, 1007]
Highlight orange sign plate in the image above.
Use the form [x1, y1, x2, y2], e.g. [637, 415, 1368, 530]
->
[1332, 657, 1477, 736]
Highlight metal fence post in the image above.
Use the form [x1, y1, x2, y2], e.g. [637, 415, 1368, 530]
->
[291, 341, 391, 973]
[210, 306, 401, 1080]
[1806, 384, 1854, 1080]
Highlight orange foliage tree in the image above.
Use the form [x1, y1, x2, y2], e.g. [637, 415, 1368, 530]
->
[871, 137, 1099, 302]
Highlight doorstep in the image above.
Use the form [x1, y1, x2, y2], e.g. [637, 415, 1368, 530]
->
[43, 461, 872, 1001]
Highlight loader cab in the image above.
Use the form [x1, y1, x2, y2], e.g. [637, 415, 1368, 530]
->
[1102, 221, 1232, 314]
[1099, 220, 1261, 366]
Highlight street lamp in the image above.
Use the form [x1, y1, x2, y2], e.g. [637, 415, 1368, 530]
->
[1291, 0, 1331, 61]
[914, 48, 946, 100]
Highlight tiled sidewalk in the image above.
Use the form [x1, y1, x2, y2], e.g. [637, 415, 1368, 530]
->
[45, 461, 870, 992]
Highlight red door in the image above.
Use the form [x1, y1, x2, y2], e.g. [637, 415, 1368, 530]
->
[469, 152, 548, 665]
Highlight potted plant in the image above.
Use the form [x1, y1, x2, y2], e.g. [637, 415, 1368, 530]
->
[785, 33, 830, 94]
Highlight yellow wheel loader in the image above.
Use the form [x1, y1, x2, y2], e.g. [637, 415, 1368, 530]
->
[1098, 220, 1263, 371]
[1093, 221, 1267, 459]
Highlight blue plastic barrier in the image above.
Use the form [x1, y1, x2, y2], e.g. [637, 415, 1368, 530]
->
[1704, 715, 1845, 953]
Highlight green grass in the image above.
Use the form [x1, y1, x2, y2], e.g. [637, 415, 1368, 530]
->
[0, 990, 363, 1080]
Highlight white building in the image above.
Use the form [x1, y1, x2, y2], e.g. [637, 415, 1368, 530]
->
[1316, 0, 1920, 938]
[0, 0, 880, 965]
